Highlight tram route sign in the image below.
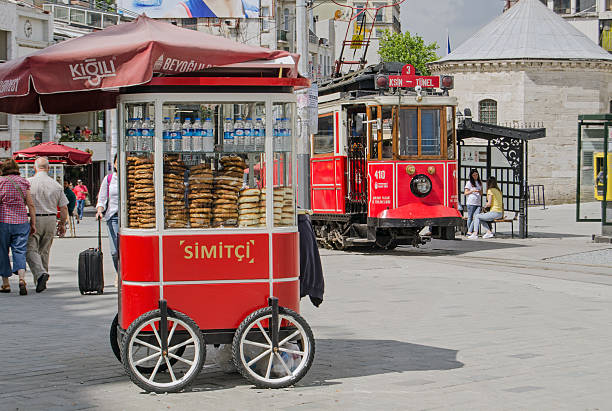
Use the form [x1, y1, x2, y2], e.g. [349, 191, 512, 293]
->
[388, 64, 440, 89]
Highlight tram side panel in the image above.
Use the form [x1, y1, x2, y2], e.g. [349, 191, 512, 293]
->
[310, 156, 347, 214]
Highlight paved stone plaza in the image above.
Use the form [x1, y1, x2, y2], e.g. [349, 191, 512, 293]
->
[1, 204, 611, 410]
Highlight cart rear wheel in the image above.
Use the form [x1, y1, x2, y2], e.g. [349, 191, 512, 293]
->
[121, 309, 205, 393]
[232, 306, 315, 389]
[110, 314, 121, 363]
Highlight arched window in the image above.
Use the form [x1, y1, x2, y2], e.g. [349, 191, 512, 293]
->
[479, 99, 498, 125]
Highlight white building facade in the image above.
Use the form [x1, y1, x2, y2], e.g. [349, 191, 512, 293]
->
[0, 1, 54, 158]
[430, 0, 612, 203]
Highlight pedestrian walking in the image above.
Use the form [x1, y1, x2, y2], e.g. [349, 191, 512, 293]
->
[0, 159, 37, 295]
[469, 176, 504, 240]
[64, 180, 76, 218]
[464, 169, 483, 236]
[73, 179, 88, 221]
[26, 157, 68, 292]
[96, 154, 119, 274]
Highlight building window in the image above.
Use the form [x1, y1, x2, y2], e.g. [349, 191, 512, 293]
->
[577, 0, 595, 12]
[553, 0, 570, 13]
[479, 99, 498, 125]
[355, 3, 365, 22]
[283, 8, 290, 31]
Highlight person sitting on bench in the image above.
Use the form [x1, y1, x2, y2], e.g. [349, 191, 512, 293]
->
[468, 176, 503, 240]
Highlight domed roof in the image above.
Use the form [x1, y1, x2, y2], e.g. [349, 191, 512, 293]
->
[436, 0, 612, 63]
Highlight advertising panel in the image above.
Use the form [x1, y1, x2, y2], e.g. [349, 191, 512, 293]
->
[118, 0, 259, 18]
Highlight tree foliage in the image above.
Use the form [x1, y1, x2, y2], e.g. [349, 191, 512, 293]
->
[377, 30, 439, 75]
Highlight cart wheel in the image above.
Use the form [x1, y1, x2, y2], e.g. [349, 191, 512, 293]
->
[110, 314, 121, 363]
[232, 306, 315, 389]
[121, 309, 205, 393]
[112, 313, 187, 372]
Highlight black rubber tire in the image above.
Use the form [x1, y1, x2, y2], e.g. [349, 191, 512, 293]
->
[121, 309, 205, 393]
[232, 306, 315, 389]
[114, 312, 187, 372]
[110, 314, 121, 363]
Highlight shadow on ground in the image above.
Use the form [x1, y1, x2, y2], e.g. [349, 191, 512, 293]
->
[187, 338, 463, 391]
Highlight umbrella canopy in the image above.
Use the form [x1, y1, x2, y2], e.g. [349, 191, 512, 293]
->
[13, 142, 92, 165]
[0, 15, 295, 115]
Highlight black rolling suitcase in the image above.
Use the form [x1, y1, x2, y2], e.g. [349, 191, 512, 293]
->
[78, 219, 104, 295]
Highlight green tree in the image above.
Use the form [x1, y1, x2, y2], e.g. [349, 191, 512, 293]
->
[377, 30, 439, 75]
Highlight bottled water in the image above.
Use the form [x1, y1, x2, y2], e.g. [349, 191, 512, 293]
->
[243, 117, 253, 151]
[126, 118, 138, 151]
[162, 117, 171, 152]
[133, 118, 143, 151]
[202, 117, 215, 152]
[223, 117, 234, 152]
[171, 117, 182, 152]
[140, 117, 154, 151]
[254, 118, 265, 151]
[284, 117, 292, 151]
[273, 118, 281, 151]
[192, 118, 203, 152]
[234, 117, 244, 152]
[182, 118, 192, 152]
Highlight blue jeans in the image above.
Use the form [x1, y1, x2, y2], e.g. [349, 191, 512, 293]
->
[0, 222, 30, 278]
[466, 205, 481, 233]
[77, 199, 85, 219]
[474, 211, 503, 232]
[106, 214, 118, 273]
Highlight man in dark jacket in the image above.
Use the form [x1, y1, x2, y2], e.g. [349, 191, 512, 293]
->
[63, 180, 76, 217]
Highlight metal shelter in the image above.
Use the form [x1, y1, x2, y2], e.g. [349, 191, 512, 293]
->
[576, 114, 612, 240]
[457, 116, 546, 238]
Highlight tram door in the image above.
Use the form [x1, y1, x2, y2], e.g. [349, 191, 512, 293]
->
[347, 109, 367, 214]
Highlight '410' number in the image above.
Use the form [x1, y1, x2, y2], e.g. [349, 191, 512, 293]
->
[374, 170, 386, 179]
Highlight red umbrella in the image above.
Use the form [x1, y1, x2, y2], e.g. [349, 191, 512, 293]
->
[13, 142, 92, 165]
[0, 15, 296, 114]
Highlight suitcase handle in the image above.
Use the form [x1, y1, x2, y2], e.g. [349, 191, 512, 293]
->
[98, 218, 102, 251]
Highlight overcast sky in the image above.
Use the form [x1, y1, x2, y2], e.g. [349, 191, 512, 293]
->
[400, 0, 505, 57]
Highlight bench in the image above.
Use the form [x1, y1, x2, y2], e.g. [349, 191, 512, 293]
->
[493, 213, 518, 238]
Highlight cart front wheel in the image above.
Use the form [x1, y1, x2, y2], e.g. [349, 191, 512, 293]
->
[232, 306, 315, 388]
[121, 309, 205, 393]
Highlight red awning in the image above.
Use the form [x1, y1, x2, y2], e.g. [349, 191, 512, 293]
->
[0, 15, 297, 115]
[13, 142, 92, 165]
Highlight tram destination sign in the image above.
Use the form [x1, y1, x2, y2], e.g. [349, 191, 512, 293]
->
[388, 64, 440, 89]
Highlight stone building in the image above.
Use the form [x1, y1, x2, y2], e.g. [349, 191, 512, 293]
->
[429, 0, 612, 203]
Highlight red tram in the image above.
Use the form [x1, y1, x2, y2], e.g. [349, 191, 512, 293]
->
[310, 63, 461, 249]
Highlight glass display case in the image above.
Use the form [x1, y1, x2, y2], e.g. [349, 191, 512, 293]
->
[120, 94, 296, 231]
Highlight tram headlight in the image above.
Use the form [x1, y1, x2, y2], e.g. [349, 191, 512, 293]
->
[410, 174, 432, 197]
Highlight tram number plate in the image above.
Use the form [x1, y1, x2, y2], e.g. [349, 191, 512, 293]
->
[374, 170, 386, 179]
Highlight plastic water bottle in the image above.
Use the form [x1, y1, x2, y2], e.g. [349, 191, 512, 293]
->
[126, 118, 138, 151]
[284, 117, 291, 151]
[132, 118, 143, 151]
[273, 118, 281, 151]
[202, 117, 214, 152]
[162, 117, 171, 152]
[140, 117, 154, 151]
[223, 118, 234, 152]
[234, 118, 244, 152]
[171, 117, 182, 152]
[192, 118, 203, 152]
[254, 118, 265, 151]
[182, 118, 192, 152]
[243, 117, 253, 151]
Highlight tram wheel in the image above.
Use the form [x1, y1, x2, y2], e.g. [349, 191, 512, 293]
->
[121, 309, 205, 393]
[232, 306, 315, 389]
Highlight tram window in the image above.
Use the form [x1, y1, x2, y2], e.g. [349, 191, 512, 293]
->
[398, 108, 418, 156]
[447, 106, 455, 160]
[313, 113, 334, 155]
[421, 109, 441, 156]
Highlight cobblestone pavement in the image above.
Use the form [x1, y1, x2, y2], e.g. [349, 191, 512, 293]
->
[1, 205, 611, 410]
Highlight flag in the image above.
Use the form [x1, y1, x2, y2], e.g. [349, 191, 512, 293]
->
[447, 31, 451, 54]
